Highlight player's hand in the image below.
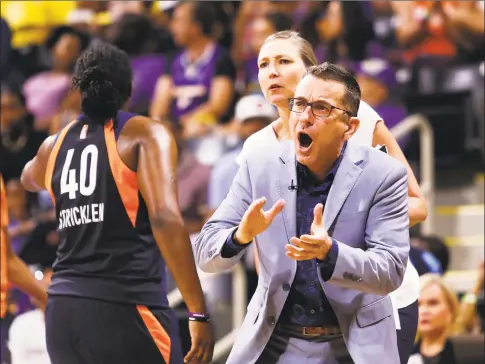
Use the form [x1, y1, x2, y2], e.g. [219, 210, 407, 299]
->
[235, 197, 285, 244]
[286, 203, 332, 261]
[185, 321, 214, 364]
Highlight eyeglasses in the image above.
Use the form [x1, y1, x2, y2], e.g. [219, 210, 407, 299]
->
[288, 98, 351, 119]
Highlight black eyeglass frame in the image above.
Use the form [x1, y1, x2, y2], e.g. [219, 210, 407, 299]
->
[288, 97, 352, 118]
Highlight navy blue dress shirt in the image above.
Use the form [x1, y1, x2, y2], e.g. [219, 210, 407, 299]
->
[221, 143, 347, 327]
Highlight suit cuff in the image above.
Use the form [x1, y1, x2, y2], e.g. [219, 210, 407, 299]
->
[220, 229, 250, 258]
[317, 239, 339, 281]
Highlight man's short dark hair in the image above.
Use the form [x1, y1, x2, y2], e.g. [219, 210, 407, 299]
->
[303, 62, 361, 117]
[190, 2, 217, 37]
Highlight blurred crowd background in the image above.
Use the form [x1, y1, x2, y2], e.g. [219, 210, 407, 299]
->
[0, 1, 484, 363]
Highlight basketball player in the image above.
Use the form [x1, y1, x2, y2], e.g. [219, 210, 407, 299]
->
[20, 41, 214, 364]
[1, 174, 48, 319]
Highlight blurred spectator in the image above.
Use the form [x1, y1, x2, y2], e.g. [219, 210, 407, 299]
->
[8, 265, 52, 364]
[409, 234, 451, 276]
[300, 1, 375, 65]
[0, 84, 48, 182]
[150, 2, 236, 139]
[22, 26, 90, 131]
[409, 274, 460, 364]
[354, 58, 408, 148]
[107, 14, 166, 116]
[208, 1, 239, 49]
[455, 261, 484, 334]
[243, 12, 293, 95]
[207, 94, 275, 302]
[207, 94, 276, 214]
[169, 122, 211, 235]
[392, 1, 484, 64]
[232, 1, 299, 64]
[412, 235, 451, 274]
[441, 1, 485, 61]
[6, 180, 35, 254]
[409, 245, 444, 276]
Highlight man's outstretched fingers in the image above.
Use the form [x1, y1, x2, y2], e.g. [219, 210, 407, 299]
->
[265, 199, 286, 220]
[247, 197, 267, 214]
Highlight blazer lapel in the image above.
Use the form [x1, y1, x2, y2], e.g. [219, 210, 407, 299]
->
[324, 143, 364, 230]
[276, 141, 297, 241]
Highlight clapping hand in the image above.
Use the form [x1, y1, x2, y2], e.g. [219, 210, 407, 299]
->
[286, 203, 332, 261]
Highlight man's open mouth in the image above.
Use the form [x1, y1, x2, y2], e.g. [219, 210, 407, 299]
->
[298, 132, 313, 149]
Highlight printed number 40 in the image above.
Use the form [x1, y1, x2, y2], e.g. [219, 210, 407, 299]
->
[60, 145, 98, 199]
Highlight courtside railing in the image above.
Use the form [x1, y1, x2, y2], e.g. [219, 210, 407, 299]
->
[390, 113, 435, 235]
[167, 113, 435, 361]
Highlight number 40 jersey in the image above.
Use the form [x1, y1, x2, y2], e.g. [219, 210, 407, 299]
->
[45, 112, 166, 308]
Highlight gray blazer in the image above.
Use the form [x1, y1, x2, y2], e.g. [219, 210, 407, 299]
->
[194, 141, 409, 364]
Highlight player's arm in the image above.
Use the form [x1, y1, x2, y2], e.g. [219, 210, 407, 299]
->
[136, 120, 207, 314]
[21, 135, 57, 192]
[373, 120, 428, 227]
[4, 228, 48, 309]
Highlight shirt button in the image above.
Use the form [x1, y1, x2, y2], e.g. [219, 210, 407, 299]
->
[310, 309, 316, 315]
[267, 316, 276, 326]
[282, 283, 291, 291]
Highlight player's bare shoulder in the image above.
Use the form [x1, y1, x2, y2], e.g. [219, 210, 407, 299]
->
[117, 115, 176, 169]
[120, 115, 173, 142]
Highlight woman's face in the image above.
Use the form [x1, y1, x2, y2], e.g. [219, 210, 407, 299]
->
[0, 91, 27, 130]
[418, 283, 454, 335]
[257, 39, 307, 108]
[52, 34, 82, 72]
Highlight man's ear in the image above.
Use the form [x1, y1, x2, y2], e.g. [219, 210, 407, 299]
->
[344, 117, 360, 141]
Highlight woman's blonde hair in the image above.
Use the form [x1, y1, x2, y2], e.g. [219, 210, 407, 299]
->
[417, 274, 461, 338]
[262, 30, 318, 68]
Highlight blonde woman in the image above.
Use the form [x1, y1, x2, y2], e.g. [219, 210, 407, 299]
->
[408, 274, 460, 364]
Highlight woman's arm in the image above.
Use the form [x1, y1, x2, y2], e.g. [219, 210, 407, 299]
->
[5, 230, 48, 309]
[455, 261, 484, 334]
[373, 120, 428, 227]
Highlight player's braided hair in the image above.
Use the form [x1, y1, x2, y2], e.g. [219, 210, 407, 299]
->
[72, 40, 132, 122]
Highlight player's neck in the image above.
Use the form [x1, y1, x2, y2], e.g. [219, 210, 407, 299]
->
[185, 37, 214, 63]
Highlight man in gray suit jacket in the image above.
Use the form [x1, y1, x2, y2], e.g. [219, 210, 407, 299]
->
[194, 63, 409, 364]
